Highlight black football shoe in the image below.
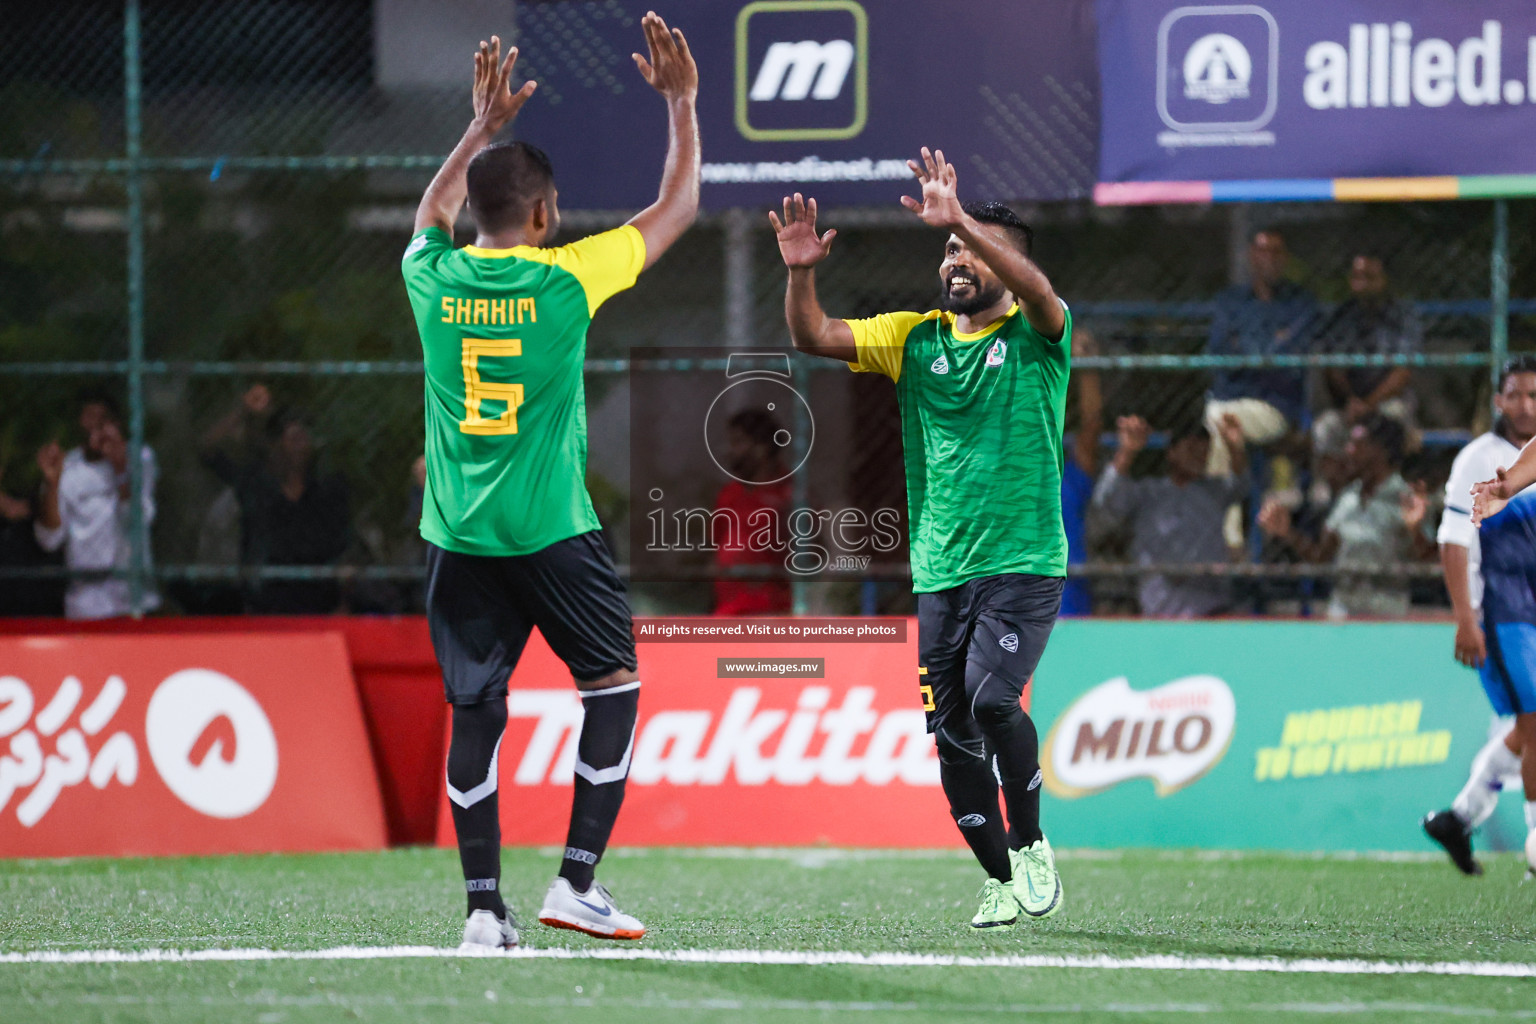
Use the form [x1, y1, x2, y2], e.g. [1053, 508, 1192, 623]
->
[1422, 809, 1483, 876]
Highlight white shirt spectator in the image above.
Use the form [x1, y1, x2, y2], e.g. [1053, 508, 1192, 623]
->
[1437, 431, 1523, 612]
[34, 446, 159, 619]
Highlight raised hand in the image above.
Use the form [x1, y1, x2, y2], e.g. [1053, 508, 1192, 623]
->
[1217, 413, 1246, 454]
[1257, 498, 1292, 540]
[769, 192, 837, 269]
[35, 441, 63, 485]
[633, 10, 697, 101]
[471, 35, 537, 134]
[1115, 415, 1150, 455]
[899, 147, 964, 230]
[243, 383, 272, 416]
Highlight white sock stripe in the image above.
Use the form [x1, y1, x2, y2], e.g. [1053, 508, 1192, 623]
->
[446, 734, 502, 809]
[574, 728, 634, 786]
[581, 680, 641, 698]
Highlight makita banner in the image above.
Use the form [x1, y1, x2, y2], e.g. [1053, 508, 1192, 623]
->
[1098, 0, 1536, 186]
[504, 0, 1098, 208]
[435, 622, 952, 847]
[0, 634, 387, 858]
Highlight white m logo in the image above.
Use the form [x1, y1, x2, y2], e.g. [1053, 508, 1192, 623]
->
[749, 39, 855, 101]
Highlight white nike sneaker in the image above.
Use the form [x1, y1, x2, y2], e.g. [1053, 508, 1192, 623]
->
[538, 877, 646, 940]
[459, 909, 519, 952]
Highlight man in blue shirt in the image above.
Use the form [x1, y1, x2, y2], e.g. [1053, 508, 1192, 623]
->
[1204, 229, 1320, 476]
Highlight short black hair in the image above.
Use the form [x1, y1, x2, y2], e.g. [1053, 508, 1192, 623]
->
[465, 142, 555, 233]
[961, 200, 1033, 257]
[1499, 354, 1536, 389]
[728, 408, 782, 448]
[1356, 411, 1406, 466]
[77, 387, 122, 425]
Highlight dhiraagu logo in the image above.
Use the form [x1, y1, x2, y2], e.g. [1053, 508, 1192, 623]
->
[735, 0, 869, 142]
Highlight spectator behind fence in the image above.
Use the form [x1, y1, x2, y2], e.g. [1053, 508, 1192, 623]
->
[0, 450, 64, 616]
[1259, 412, 1435, 620]
[34, 393, 159, 619]
[712, 408, 792, 616]
[1093, 413, 1248, 618]
[1314, 254, 1421, 457]
[1205, 228, 1320, 476]
[201, 385, 350, 613]
[1060, 328, 1104, 617]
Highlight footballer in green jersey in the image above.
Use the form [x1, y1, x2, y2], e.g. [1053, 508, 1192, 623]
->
[772, 148, 1067, 929]
[403, 18, 699, 951]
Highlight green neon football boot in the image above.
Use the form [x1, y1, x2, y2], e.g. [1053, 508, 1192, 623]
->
[1010, 837, 1063, 920]
[970, 877, 1019, 929]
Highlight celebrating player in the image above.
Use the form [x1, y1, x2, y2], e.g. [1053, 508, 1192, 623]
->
[401, 15, 698, 950]
[771, 148, 1068, 929]
[1422, 358, 1536, 873]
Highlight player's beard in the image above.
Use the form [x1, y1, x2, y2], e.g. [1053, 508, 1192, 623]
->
[939, 279, 1007, 317]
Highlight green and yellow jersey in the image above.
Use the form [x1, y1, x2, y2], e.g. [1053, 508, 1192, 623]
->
[847, 303, 1071, 592]
[401, 224, 646, 556]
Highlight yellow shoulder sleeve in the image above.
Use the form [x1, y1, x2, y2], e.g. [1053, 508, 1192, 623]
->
[538, 225, 648, 317]
[843, 311, 936, 382]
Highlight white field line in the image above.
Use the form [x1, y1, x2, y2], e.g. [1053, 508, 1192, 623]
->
[2, 945, 1535, 977]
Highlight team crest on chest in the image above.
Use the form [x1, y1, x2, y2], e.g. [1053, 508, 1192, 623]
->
[985, 339, 1007, 368]
[930, 355, 950, 375]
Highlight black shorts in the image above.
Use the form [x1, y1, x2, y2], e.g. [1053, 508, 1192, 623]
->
[917, 573, 1063, 735]
[425, 531, 638, 704]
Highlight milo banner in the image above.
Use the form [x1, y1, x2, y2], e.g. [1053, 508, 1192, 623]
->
[1035, 621, 1525, 852]
[1097, 0, 1536, 194]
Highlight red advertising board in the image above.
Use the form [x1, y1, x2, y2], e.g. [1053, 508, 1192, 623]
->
[436, 621, 976, 848]
[0, 633, 387, 858]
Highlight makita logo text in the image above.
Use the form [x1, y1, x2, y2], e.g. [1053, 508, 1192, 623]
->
[1042, 675, 1235, 798]
[506, 686, 937, 787]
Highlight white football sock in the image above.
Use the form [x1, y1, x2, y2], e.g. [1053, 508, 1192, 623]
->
[1451, 732, 1522, 829]
[1526, 800, 1536, 834]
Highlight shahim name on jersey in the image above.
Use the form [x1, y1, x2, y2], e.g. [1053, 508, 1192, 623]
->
[440, 295, 539, 325]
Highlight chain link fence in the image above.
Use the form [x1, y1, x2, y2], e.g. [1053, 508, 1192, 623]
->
[1, 1, 1529, 618]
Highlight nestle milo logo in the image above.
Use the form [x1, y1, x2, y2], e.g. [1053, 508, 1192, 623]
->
[1042, 675, 1236, 799]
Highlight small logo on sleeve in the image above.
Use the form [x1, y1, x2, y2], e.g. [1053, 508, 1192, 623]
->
[999, 633, 1019, 653]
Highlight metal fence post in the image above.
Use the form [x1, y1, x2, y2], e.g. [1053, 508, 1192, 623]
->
[724, 207, 755, 348]
[1491, 198, 1510, 407]
[124, 0, 150, 615]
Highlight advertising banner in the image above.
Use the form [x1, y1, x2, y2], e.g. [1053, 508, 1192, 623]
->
[0, 634, 388, 858]
[437, 619, 1518, 853]
[1097, 0, 1536, 201]
[509, 0, 1098, 209]
[1033, 621, 1525, 852]
[436, 618, 954, 847]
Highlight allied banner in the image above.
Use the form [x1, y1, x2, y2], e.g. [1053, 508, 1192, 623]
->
[510, 0, 1098, 208]
[436, 621, 951, 847]
[1097, 0, 1536, 200]
[1033, 621, 1526, 852]
[0, 634, 388, 858]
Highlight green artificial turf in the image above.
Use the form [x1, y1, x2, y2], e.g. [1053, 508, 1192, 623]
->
[2, 846, 1533, 1023]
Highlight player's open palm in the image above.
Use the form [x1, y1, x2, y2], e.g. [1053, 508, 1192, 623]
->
[770, 192, 837, 268]
[633, 11, 697, 101]
[901, 147, 964, 230]
[472, 36, 536, 134]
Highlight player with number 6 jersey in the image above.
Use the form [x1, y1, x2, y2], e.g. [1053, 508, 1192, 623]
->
[400, 16, 699, 952]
